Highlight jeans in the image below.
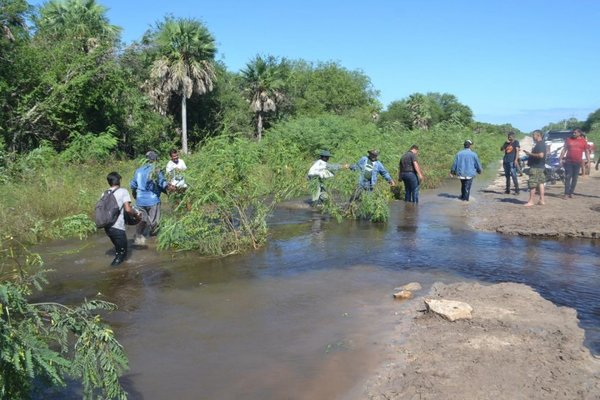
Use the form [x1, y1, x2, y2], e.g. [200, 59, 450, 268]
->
[563, 162, 581, 195]
[460, 178, 473, 201]
[503, 161, 519, 192]
[401, 172, 420, 203]
[105, 227, 127, 256]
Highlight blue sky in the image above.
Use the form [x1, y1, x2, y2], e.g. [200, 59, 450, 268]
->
[31, 0, 600, 131]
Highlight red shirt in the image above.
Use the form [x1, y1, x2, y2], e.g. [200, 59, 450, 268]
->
[564, 137, 587, 163]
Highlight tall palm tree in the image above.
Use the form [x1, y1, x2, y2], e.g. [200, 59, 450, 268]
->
[407, 93, 432, 130]
[149, 17, 216, 154]
[241, 55, 287, 141]
[36, 0, 120, 51]
[1, 0, 29, 42]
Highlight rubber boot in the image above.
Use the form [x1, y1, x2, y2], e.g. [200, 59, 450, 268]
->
[111, 251, 126, 266]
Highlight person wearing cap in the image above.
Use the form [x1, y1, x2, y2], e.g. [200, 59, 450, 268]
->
[350, 149, 396, 195]
[130, 151, 169, 245]
[450, 140, 482, 201]
[500, 132, 520, 195]
[399, 144, 425, 203]
[307, 150, 348, 205]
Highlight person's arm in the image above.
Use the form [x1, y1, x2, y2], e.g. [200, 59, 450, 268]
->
[414, 160, 424, 181]
[501, 142, 508, 151]
[130, 177, 137, 199]
[475, 156, 482, 174]
[398, 159, 403, 180]
[378, 163, 396, 186]
[514, 145, 520, 166]
[450, 155, 458, 175]
[559, 146, 567, 164]
[158, 170, 169, 193]
[348, 158, 361, 171]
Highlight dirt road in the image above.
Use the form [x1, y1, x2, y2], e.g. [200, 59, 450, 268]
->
[469, 136, 600, 238]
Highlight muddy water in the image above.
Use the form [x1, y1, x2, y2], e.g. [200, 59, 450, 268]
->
[38, 177, 600, 399]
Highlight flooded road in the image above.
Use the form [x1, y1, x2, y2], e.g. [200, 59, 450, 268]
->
[39, 177, 600, 399]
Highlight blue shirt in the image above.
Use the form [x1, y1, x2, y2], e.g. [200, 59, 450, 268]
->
[350, 156, 393, 190]
[130, 164, 168, 207]
[451, 149, 482, 179]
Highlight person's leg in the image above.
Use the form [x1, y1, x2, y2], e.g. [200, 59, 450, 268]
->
[525, 187, 537, 206]
[463, 178, 473, 201]
[401, 174, 412, 202]
[565, 162, 579, 196]
[105, 227, 127, 265]
[311, 178, 321, 203]
[413, 178, 420, 203]
[503, 162, 511, 193]
[538, 183, 545, 205]
[511, 164, 519, 193]
[459, 179, 467, 200]
[147, 204, 161, 236]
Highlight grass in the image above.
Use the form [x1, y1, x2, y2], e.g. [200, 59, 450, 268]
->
[0, 115, 509, 251]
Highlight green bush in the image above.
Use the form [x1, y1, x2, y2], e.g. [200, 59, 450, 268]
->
[0, 238, 128, 399]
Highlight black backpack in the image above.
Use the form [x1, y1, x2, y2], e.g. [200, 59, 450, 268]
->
[94, 189, 122, 228]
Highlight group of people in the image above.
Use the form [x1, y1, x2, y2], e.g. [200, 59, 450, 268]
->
[102, 149, 187, 266]
[308, 127, 594, 209]
[307, 141, 479, 205]
[307, 149, 398, 205]
[506, 128, 592, 207]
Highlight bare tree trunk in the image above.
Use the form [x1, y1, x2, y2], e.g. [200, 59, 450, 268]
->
[257, 112, 263, 142]
[181, 95, 188, 154]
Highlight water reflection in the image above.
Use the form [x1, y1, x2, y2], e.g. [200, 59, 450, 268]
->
[36, 185, 600, 399]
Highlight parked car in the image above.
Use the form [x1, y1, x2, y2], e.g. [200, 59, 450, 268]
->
[543, 130, 595, 173]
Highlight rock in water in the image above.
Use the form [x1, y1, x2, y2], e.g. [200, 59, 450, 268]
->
[393, 290, 413, 300]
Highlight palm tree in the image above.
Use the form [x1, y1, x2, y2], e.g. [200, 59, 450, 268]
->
[36, 0, 120, 51]
[1, 0, 29, 42]
[241, 55, 287, 141]
[407, 93, 432, 130]
[149, 17, 216, 154]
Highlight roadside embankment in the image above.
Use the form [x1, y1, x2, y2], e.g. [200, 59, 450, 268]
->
[358, 282, 600, 400]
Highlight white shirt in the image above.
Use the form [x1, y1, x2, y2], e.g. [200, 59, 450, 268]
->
[110, 187, 131, 231]
[308, 159, 334, 179]
[166, 159, 187, 187]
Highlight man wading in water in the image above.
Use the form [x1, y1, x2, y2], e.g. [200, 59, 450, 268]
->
[349, 149, 396, 201]
[398, 144, 425, 203]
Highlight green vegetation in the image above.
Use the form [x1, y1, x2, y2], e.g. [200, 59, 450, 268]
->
[0, 237, 128, 399]
[2, 0, 597, 397]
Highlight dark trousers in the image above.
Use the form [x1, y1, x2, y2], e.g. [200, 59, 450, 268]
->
[401, 172, 420, 203]
[460, 178, 473, 201]
[564, 162, 581, 195]
[503, 161, 519, 192]
[105, 227, 127, 256]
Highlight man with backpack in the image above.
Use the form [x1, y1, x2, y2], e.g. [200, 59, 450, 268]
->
[130, 151, 169, 246]
[96, 172, 139, 266]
